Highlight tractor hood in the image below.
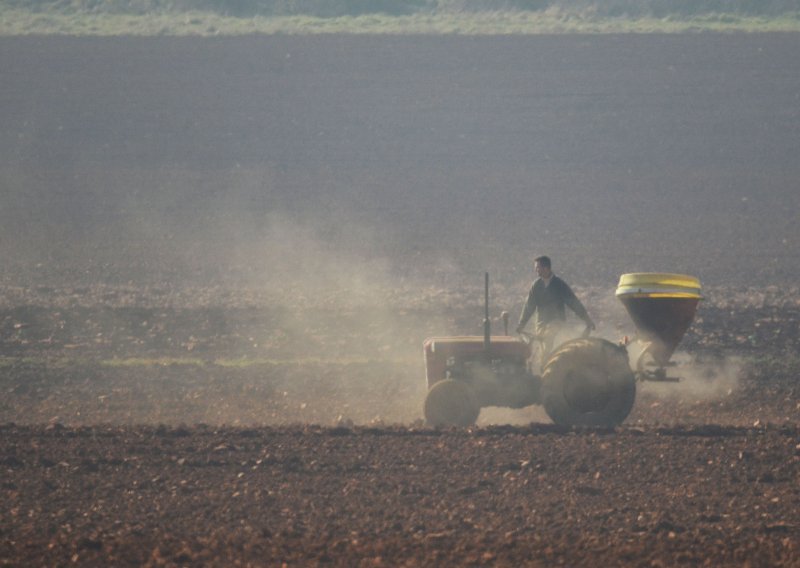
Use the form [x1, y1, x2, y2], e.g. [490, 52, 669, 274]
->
[423, 336, 531, 359]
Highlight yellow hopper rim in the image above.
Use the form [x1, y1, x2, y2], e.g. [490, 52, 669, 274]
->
[616, 272, 703, 299]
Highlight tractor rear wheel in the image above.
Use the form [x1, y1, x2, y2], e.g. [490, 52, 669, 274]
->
[424, 379, 480, 427]
[541, 338, 635, 427]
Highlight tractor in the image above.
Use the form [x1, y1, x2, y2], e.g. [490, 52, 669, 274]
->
[422, 272, 702, 427]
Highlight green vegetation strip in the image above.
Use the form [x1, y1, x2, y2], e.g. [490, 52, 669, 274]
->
[0, 355, 409, 368]
[102, 356, 409, 367]
[2, 10, 800, 36]
[101, 356, 208, 367]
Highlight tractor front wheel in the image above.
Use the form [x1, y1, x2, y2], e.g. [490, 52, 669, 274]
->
[424, 379, 480, 427]
[541, 338, 636, 427]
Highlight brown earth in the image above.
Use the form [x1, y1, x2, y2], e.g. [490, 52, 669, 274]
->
[2, 422, 800, 567]
[2, 33, 800, 566]
[2, 284, 800, 566]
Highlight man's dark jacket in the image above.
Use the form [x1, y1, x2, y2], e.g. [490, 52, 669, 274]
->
[518, 275, 590, 332]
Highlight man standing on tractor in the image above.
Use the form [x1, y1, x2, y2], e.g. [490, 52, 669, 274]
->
[515, 255, 596, 357]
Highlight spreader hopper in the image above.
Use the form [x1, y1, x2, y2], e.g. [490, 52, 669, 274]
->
[616, 273, 702, 380]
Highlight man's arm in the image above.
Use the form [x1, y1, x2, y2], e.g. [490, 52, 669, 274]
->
[561, 280, 596, 330]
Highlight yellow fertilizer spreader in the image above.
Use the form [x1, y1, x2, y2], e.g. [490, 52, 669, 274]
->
[616, 273, 702, 382]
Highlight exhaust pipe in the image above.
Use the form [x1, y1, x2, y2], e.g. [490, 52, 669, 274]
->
[483, 272, 491, 352]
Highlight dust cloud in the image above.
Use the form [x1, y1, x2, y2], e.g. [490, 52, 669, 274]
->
[635, 351, 744, 403]
[0, 161, 463, 426]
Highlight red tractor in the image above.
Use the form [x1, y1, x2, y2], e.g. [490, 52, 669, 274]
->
[422, 272, 702, 427]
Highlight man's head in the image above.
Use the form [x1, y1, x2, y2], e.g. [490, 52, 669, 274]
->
[534, 255, 552, 279]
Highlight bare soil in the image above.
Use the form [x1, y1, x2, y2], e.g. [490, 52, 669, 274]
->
[2, 284, 800, 566]
[2, 422, 800, 567]
[2, 34, 800, 566]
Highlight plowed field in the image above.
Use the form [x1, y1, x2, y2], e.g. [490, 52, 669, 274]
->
[2, 33, 800, 566]
[2, 284, 800, 566]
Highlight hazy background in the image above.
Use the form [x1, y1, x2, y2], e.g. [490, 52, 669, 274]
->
[1, 33, 799, 291]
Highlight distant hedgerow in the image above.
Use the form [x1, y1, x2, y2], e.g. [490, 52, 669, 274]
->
[2, 0, 798, 17]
